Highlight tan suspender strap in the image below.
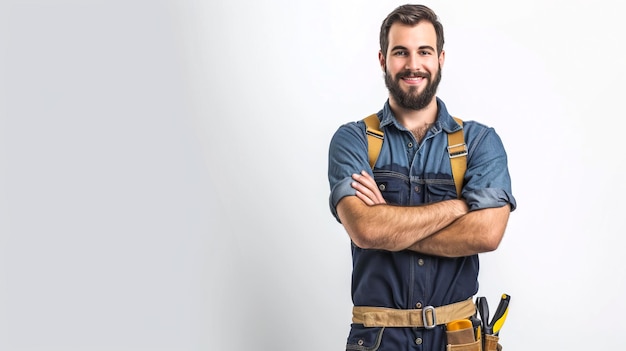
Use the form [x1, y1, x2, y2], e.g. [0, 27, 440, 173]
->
[448, 117, 467, 198]
[363, 114, 384, 169]
[352, 298, 475, 328]
[364, 114, 466, 197]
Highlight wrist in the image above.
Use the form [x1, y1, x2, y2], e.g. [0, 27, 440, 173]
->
[454, 199, 469, 216]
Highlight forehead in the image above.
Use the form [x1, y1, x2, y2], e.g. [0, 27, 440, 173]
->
[387, 21, 437, 49]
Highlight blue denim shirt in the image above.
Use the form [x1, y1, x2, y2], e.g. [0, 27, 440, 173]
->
[327, 98, 516, 351]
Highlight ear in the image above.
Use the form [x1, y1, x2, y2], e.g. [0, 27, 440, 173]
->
[438, 49, 445, 68]
[378, 51, 386, 72]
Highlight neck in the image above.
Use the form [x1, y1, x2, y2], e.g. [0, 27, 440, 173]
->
[389, 96, 438, 131]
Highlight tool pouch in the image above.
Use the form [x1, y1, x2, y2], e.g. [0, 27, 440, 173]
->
[446, 327, 481, 351]
[446, 329, 503, 351]
[446, 339, 481, 351]
[483, 334, 502, 351]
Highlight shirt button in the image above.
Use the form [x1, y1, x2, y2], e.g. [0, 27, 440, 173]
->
[378, 184, 386, 191]
[357, 339, 364, 346]
[416, 302, 423, 308]
[407, 142, 413, 148]
[415, 338, 423, 345]
[418, 259, 425, 266]
[414, 186, 420, 193]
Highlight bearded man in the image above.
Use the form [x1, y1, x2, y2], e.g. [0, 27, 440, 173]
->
[327, 4, 516, 351]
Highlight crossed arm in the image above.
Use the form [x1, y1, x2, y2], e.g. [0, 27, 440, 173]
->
[336, 171, 510, 257]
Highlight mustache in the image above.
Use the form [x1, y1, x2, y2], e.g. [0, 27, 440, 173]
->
[397, 71, 431, 79]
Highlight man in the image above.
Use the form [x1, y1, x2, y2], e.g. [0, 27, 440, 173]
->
[327, 4, 516, 351]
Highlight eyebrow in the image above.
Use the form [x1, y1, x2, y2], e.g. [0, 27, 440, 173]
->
[390, 45, 435, 52]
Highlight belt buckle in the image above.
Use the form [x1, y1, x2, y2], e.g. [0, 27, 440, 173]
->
[422, 305, 437, 329]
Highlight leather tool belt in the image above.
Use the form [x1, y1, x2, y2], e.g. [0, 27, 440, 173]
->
[352, 298, 475, 329]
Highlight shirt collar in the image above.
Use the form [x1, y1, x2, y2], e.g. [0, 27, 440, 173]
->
[380, 97, 463, 134]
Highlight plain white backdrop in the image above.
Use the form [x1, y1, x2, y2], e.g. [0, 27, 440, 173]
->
[1, 0, 624, 350]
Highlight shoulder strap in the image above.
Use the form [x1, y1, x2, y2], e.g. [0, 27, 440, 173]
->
[363, 114, 467, 199]
[363, 114, 384, 169]
[448, 117, 467, 198]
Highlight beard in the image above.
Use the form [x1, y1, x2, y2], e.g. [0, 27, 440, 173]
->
[384, 65, 442, 110]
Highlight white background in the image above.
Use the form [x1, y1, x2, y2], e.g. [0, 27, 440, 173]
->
[1, 0, 624, 350]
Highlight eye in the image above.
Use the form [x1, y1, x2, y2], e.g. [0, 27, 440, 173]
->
[419, 50, 432, 56]
[393, 50, 408, 56]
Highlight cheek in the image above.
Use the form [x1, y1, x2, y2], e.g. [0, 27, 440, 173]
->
[386, 60, 406, 74]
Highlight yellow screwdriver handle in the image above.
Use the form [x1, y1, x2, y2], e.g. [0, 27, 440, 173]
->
[491, 293, 511, 335]
[492, 307, 509, 334]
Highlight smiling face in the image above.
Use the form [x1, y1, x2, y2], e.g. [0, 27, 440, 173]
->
[380, 21, 445, 111]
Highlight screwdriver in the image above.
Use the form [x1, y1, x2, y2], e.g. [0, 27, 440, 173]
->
[490, 294, 510, 336]
[476, 296, 491, 335]
[469, 314, 481, 341]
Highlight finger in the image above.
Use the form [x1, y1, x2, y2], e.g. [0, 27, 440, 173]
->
[354, 190, 375, 206]
[360, 169, 375, 181]
[354, 171, 377, 187]
[352, 180, 385, 205]
[352, 181, 377, 200]
[353, 172, 386, 204]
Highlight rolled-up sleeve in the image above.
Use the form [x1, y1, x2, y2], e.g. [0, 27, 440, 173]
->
[327, 122, 372, 222]
[464, 188, 516, 211]
[462, 126, 517, 211]
[329, 178, 356, 221]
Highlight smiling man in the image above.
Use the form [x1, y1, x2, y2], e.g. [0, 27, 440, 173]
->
[383, 20, 442, 115]
[327, 4, 516, 351]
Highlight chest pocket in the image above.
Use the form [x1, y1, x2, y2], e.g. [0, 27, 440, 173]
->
[373, 171, 410, 206]
[425, 180, 458, 203]
[375, 171, 458, 205]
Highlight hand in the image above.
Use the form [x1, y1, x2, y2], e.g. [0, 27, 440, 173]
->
[351, 170, 386, 205]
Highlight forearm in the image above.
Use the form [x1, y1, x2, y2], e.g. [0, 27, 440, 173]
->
[336, 196, 469, 251]
[407, 205, 511, 257]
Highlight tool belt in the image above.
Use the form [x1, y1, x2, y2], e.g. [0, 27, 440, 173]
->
[352, 299, 502, 351]
[352, 298, 475, 328]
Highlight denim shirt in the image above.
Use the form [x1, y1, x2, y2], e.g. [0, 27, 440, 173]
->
[327, 98, 516, 351]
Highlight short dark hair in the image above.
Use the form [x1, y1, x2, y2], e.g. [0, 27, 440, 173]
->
[379, 4, 445, 57]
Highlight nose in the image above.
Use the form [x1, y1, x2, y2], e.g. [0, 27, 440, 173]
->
[405, 53, 420, 71]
